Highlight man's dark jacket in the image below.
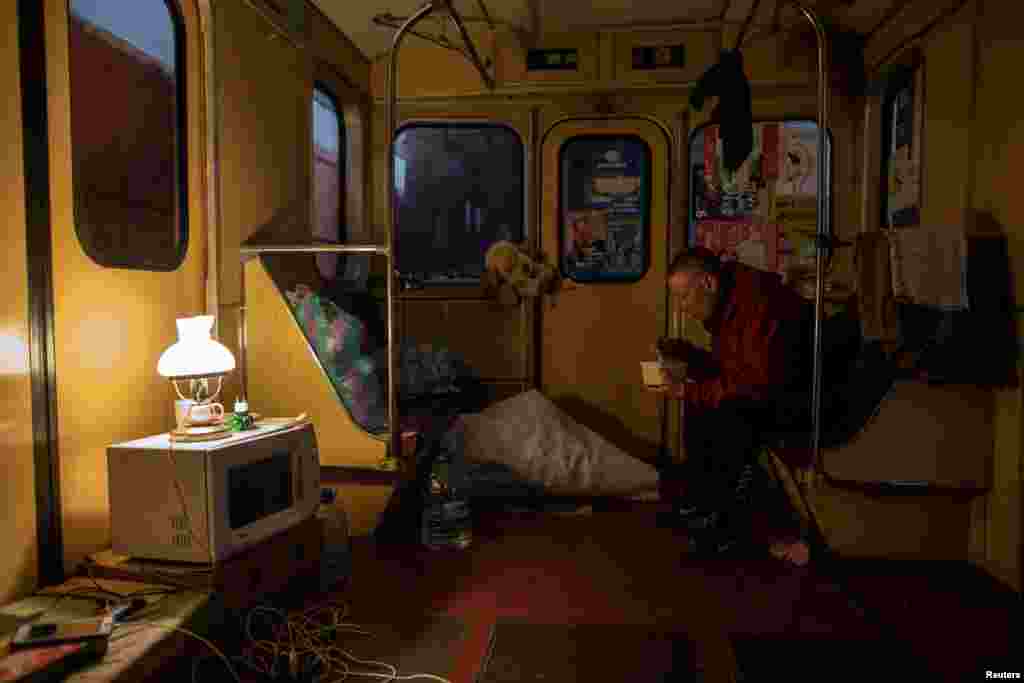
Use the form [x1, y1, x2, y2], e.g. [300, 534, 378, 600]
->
[686, 261, 811, 412]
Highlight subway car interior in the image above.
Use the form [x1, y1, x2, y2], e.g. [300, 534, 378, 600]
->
[1, 0, 1021, 680]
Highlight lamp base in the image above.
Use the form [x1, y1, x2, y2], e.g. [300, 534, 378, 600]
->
[169, 423, 233, 442]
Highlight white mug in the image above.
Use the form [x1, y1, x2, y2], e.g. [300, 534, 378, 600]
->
[175, 400, 224, 427]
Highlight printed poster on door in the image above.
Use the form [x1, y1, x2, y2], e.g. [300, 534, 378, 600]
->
[560, 135, 651, 282]
[690, 121, 826, 277]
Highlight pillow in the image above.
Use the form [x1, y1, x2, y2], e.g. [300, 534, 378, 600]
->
[460, 390, 660, 497]
[434, 421, 544, 500]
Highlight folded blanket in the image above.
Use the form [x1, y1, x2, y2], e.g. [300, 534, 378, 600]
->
[889, 224, 968, 311]
[855, 231, 899, 343]
[461, 390, 660, 498]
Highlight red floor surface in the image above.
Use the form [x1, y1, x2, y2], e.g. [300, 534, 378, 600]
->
[330, 505, 1019, 682]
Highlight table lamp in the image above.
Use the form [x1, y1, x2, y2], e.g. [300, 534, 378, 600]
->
[158, 315, 236, 441]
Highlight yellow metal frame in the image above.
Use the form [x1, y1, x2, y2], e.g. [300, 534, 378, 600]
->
[242, 256, 388, 469]
[235, 0, 496, 472]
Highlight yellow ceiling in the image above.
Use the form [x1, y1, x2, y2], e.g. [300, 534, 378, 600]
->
[311, 0, 900, 63]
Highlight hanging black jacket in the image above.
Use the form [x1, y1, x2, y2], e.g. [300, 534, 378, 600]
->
[690, 49, 753, 173]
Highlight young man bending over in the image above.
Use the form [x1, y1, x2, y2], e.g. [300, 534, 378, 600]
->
[652, 248, 814, 566]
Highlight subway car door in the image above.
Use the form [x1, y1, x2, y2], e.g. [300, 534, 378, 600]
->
[540, 117, 672, 462]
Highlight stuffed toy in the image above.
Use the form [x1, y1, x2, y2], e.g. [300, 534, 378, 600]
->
[483, 241, 560, 305]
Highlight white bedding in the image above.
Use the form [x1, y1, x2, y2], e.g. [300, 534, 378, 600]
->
[460, 390, 661, 498]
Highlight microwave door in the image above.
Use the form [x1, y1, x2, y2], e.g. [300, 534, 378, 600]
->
[211, 427, 314, 562]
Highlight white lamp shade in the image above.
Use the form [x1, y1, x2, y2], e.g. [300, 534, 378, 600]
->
[157, 315, 236, 379]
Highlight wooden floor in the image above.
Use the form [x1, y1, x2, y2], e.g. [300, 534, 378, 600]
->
[325, 503, 1020, 682]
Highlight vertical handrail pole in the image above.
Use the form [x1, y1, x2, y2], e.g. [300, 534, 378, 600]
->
[387, 2, 436, 464]
[789, 2, 829, 480]
[237, 304, 247, 403]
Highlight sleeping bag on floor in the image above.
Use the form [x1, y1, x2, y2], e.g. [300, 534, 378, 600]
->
[460, 390, 660, 498]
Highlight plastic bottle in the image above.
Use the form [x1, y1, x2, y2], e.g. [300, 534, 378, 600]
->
[420, 446, 472, 550]
[317, 488, 350, 591]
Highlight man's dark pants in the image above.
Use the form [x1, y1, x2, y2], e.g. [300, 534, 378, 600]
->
[663, 312, 819, 552]
[662, 398, 805, 552]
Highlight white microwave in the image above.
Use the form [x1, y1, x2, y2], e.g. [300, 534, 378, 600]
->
[107, 422, 320, 563]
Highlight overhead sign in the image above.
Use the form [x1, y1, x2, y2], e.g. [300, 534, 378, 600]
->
[632, 45, 685, 70]
[526, 48, 579, 71]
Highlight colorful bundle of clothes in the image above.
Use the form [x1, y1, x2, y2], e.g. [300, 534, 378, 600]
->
[286, 285, 387, 433]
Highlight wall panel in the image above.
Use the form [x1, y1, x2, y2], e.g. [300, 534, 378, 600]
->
[919, 11, 974, 229]
[309, 3, 370, 93]
[1, 0, 39, 603]
[402, 300, 526, 380]
[970, 0, 1024, 591]
[216, 0, 311, 309]
[44, 0, 208, 573]
[864, 0, 1022, 589]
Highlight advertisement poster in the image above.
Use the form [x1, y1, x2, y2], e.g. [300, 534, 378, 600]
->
[689, 121, 826, 278]
[886, 66, 923, 228]
[695, 220, 779, 274]
[560, 136, 650, 281]
[777, 123, 819, 198]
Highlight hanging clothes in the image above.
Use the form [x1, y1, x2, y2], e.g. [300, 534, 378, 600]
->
[855, 231, 899, 343]
[690, 50, 754, 173]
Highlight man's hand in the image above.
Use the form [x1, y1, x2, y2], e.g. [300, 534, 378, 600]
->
[656, 337, 691, 361]
[647, 372, 688, 400]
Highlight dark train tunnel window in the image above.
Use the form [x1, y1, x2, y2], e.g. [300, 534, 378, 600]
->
[312, 84, 345, 280]
[393, 123, 524, 284]
[68, 0, 187, 270]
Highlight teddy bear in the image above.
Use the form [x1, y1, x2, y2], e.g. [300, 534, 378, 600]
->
[482, 241, 561, 306]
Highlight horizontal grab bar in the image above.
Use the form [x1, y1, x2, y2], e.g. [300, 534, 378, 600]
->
[240, 244, 390, 256]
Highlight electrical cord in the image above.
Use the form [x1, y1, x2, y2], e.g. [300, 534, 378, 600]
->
[30, 579, 182, 622]
[111, 618, 242, 683]
[190, 600, 453, 683]
[10, 589, 237, 683]
[110, 422, 449, 682]
[53, 584, 241, 683]
[165, 434, 215, 563]
[125, 589, 440, 683]
[160, 413, 309, 573]
[76, 574, 126, 602]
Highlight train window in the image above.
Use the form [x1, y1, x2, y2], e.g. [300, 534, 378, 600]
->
[688, 120, 832, 282]
[393, 123, 524, 284]
[559, 135, 651, 283]
[68, 0, 187, 270]
[312, 84, 345, 279]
